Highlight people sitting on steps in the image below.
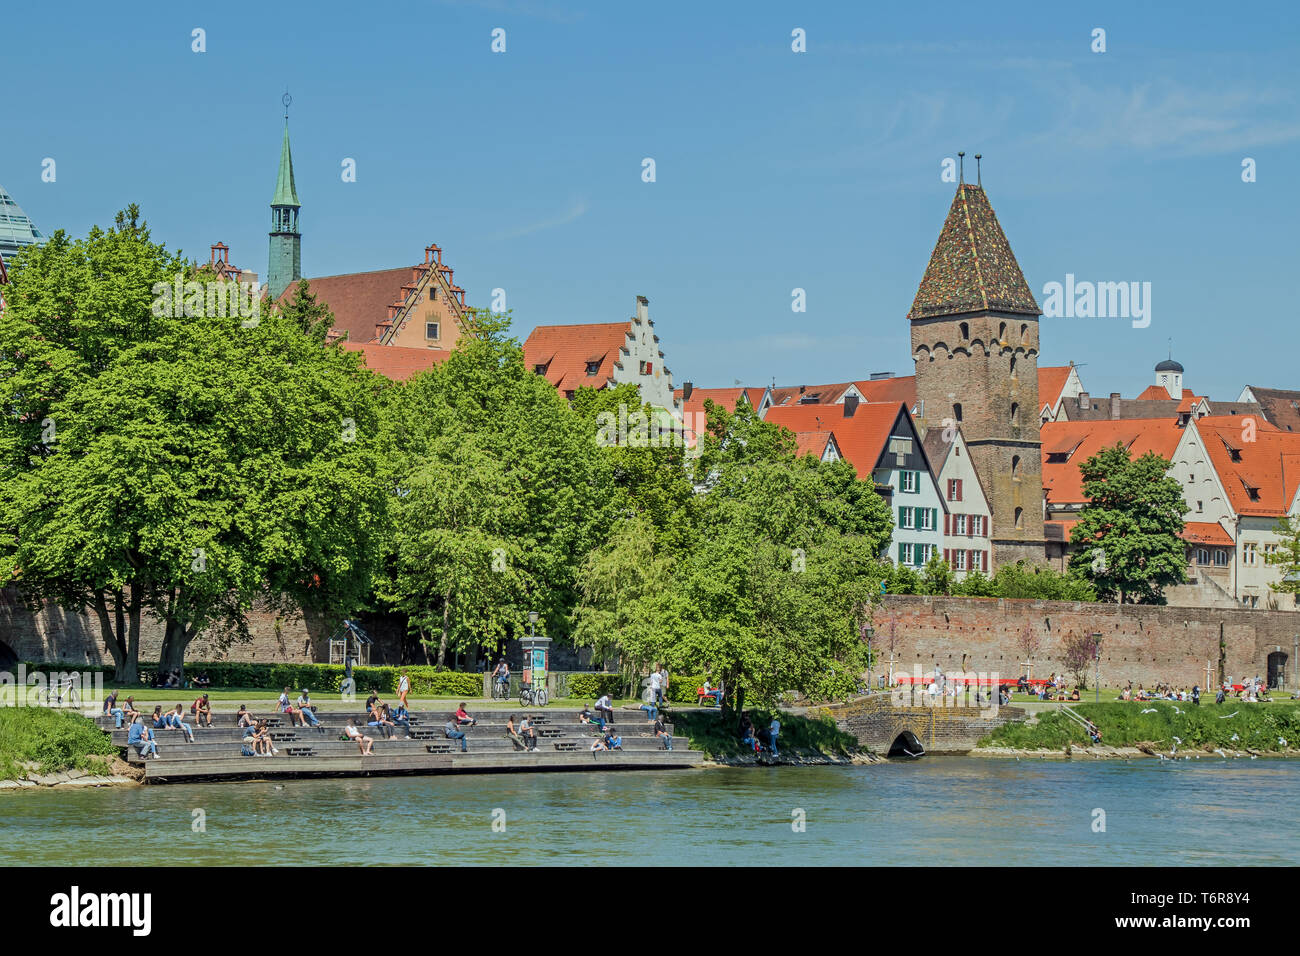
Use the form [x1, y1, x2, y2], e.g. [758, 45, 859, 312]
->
[191, 693, 213, 728]
[654, 715, 673, 751]
[593, 694, 615, 726]
[128, 715, 159, 760]
[455, 702, 477, 727]
[443, 713, 468, 752]
[296, 689, 322, 727]
[505, 714, 527, 751]
[519, 714, 539, 752]
[163, 704, 196, 743]
[344, 718, 374, 756]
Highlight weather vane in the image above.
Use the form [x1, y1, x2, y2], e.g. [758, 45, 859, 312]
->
[283, 91, 292, 119]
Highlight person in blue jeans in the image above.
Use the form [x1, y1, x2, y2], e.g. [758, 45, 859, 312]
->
[128, 717, 159, 759]
[443, 715, 468, 752]
[297, 690, 321, 727]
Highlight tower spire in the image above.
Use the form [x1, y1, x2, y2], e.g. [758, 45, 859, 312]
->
[268, 94, 302, 300]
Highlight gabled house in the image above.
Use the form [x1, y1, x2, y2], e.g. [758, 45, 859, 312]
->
[1237, 386, 1300, 434]
[1038, 364, 1085, 424]
[764, 400, 943, 568]
[923, 428, 994, 576]
[523, 295, 680, 413]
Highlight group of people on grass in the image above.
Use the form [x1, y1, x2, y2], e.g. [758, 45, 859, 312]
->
[739, 712, 780, 756]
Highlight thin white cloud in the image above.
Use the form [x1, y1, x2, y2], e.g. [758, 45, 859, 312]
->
[491, 199, 589, 240]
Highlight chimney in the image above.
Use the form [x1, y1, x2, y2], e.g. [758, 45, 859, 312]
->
[799, 385, 806, 394]
[869, 371, 895, 380]
[844, 395, 859, 417]
[1078, 391, 1090, 411]
[1109, 392, 1121, 420]
[635, 295, 649, 322]
[682, 381, 693, 401]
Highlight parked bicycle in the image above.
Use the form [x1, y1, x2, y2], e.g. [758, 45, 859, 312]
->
[38, 677, 81, 709]
[519, 681, 548, 707]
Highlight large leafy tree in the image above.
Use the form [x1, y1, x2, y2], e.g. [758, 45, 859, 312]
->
[377, 311, 612, 666]
[0, 208, 387, 680]
[1068, 444, 1188, 603]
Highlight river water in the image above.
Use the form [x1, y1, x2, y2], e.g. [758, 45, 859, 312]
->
[2, 758, 1295, 866]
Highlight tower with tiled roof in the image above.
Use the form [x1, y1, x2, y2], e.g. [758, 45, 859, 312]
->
[267, 112, 302, 301]
[908, 180, 1045, 566]
[0, 182, 46, 270]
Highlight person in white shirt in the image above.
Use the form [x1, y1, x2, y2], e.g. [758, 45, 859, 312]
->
[398, 672, 411, 709]
[768, 718, 781, 756]
[344, 719, 374, 755]
[594, 694, 614, 727]
[649, 668, 663, 706]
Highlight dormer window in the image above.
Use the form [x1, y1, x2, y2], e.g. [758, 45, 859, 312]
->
[534, 363, 549, 375]
[585, 361, 600, 375]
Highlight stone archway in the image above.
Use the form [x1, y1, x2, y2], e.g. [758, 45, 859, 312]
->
[1268, 651, 1289, 690]
[0, 640, 17, 670]
[887, 730, 925, 758]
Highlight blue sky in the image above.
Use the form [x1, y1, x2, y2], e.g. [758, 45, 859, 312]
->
[4, 0, 1299, 399]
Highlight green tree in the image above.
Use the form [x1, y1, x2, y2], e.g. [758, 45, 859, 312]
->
[0, 208, 386, 680]
[1266, 516, 1300, 604]
[377, 310, 611, 666]
[1067, 444, 1188, 603]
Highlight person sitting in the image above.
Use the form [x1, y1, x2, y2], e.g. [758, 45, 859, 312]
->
[105, 691, 128, 729]
[368, 702, 397, 739]
[127, 716, 159, 759]
[602, 729, 622, 751]
[1086, 721, 1102, 745]
[163, 704, 196, 742]
[1068, 688, 1081, 701]
[519, 715, 539, 752]
[505, 715, 527, 751]
[386, 704, 412, 739]
[236, 705, 257, 729]
[638, 699, 659, 722]
[254, 719, 279, 756]
[191, 693, 213, 728]
[578, 706, 604, 731]
[443, 714, 468, 752]
[739, 714, 760, 753]
[654, 715, 673, 750]
[194, 671, 211, 689]
[296, 689, 322, 727]
[150, 705, 166, 728]
[344, 719, 373, 756]
[278, 687, 304, 727]
[593, 694, 615, 727]
[454, 703, 477, 727]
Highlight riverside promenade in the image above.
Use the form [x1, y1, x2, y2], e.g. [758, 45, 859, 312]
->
[98, 708, 702, 783]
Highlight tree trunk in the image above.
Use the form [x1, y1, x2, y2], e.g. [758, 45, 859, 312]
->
[436, 589, 451, 668]
[156, 619, 191, 680]
[92, 589, 137, 684]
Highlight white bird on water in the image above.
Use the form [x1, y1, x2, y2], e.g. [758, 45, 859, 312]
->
[1214, 748, 1227, 758]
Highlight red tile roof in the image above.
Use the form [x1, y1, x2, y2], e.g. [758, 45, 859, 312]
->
[1038, 366, 1072, 411]
[852, 376, 917, 407]
[769, 383, 855, 407]
[341, 342, 450, 381]
[1194, 415, 1300, 517]
[1245, 387, 1300, 434]
[283, 267, 423, 344]
[764, 402, 907, 480]
[791, 431, 837, 461]
[1040, 418, 1184, 505]
[522, 322, 631, 394]
[1135, 385, 1195, 402]
[1181, 521, 1234, 546]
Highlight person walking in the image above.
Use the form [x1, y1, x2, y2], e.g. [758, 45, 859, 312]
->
[398, 671, 411, 710]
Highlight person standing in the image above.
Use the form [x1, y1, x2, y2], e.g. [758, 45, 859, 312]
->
[649, 668, 663, 708]
[1192, 684, 1201, 707]
[768, 716, 781, 757]
[398, 671, 411, 710]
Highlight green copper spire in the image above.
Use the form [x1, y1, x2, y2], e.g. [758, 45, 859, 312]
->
[268, 102, 303, 301]
[271, 121, 300, 208]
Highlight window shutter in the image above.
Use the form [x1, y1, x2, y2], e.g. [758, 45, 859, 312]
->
[944, 548, 950, 563]
[956, 479, 963, 501]
[944, 513, 950, 534]
[967, 517, 974, 538]
[982, 550, 989, 572]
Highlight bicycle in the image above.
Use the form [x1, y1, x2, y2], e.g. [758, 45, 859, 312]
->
[39, 677, 81, 709]
[492, 678, 512, 701]
[519, 682, 548, 707]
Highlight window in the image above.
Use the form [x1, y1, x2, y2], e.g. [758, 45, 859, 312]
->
[534, 363, 548, 375]
[1010, 403, 1019, 425]
[914, 544, 930, 567]
[948, 478, 963, 501]
[998, 322, 1006, 341]
[959, 322, 969, 340]
[953, 402, 963, 423]
[1243, 543, 1257, 566]
[1014, 507, 1024, 530]
[953, 550, 967, 570]
[585, 361, 600, 375]
[425, 322, 440, 340]
[639, 360, 653, 375]
[898, 507, 914, 529]
[898, 543, 913, 566]
[1196, 500, 1203, 513]
[953, 514, 967, 535]
[1196, 548, 1210, 565]
[428, 287, 437, 302]
[900, 470, 920, 493]
[919, 508, 935, 531]
[1011, 455, 1021, 479]
[1214, 549, 1229, 567]
[1020, 323, 1028, 339]
[1010, 356, 1017, 376]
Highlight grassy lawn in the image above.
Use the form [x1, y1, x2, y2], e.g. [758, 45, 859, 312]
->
[0, 709, 117, 780]
[980, 700, 1300, 751]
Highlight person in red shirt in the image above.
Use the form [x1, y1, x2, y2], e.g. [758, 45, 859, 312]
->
[455, 702, 477, 727]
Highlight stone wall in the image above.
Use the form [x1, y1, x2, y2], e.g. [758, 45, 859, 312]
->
[824, 695, 1027, 754]
[874, 593, 1300, 688]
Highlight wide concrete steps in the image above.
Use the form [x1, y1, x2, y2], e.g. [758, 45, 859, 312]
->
[141, 747, 703, 781]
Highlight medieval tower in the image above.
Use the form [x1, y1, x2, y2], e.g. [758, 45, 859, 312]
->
[908, 180, 1046, 566]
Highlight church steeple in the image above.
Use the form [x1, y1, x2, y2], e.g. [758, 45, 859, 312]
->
[268, 96, 302, 301]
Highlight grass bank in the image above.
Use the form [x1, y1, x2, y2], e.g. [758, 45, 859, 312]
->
[669, 707, 861, 761]
[979, 702, 1300, 753]
[0, 708, 118, 780]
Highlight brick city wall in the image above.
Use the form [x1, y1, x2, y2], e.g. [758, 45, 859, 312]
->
[875, 594, 1300, 688]
[824, 695, 1027, 754]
